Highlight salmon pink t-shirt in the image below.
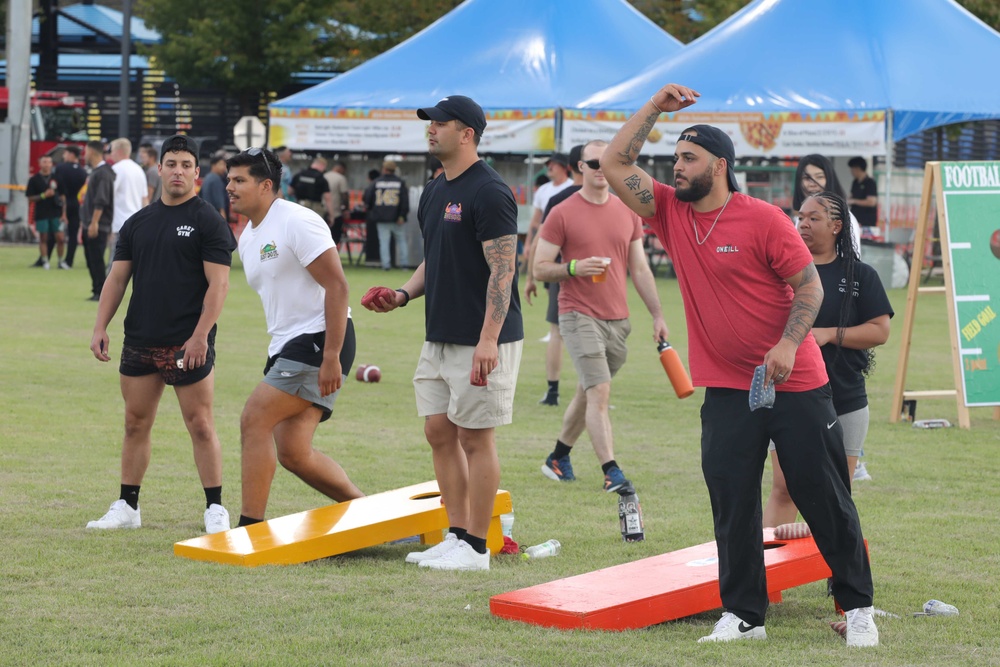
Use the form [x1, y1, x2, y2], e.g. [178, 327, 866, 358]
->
[643, 181, 828, 391]
[541, 192, 643, 321]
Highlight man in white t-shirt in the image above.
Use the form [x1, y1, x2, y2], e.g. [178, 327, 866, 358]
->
[227, 147, 364, 526]
[109, 138, 149, 262]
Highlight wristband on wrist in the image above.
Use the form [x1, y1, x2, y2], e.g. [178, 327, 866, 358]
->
[568, 259, 578, 277]
[650, 97, 664, 114]
[395, 288, 410, 307]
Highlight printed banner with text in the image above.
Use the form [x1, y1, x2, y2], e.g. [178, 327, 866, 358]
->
[563, 110, 885, 156]
[268, 108, 556, 153]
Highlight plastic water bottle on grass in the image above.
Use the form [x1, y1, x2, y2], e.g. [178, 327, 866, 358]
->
[522, 540, 561, 560]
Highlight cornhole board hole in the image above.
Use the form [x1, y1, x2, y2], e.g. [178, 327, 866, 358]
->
[490, 528, 834, 630]
[175, 480, 512, 567]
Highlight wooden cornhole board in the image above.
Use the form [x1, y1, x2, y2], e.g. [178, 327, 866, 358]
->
[490, 528, 835, 630]
[174, 480, 511, 567]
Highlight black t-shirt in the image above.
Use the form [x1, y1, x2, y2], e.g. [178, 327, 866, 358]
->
[290, 168, 330, 202]
[815, 257, 894, 413]
[363, 173, 410, 223]
[55, 162, 88, 215]
[850, 176, 878, 227]
[115, 197, 236, 346]
[26, 172, 63, 220]
[418, 160, 523, 345]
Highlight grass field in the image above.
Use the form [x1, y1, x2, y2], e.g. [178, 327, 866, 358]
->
[1, 244, 998, 666]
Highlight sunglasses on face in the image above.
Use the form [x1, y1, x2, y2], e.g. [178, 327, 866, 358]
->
[582, 159, 601, 170]
[244, 147, 274, 181]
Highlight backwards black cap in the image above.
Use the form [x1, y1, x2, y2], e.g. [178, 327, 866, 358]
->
[160, 134, 199, 162]
[417, 95, 487, 136]
[677, 125, 739, 192]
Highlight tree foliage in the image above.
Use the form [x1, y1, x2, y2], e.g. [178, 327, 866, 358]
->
[135, 0, 338, 113]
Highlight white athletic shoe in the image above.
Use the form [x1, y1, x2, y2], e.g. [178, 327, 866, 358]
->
[419, 540, 490, 571]
[58, 260, 71, 270]
[204, 504, 230, 534]
[853, 461, 872, 482]
[846, 606, 879, 647]
[86, 499, 141, 529]
[405, 532, 458, 564]
[697, 612, 767, 643]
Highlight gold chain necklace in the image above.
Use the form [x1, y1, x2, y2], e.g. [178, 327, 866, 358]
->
[692, 192, 733, 246]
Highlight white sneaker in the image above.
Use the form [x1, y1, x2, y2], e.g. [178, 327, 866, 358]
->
[853, 461, 872, 482]
[43, 260, 51, 270]
[697, 612, 767, 643]
[58, 260, 71, 270]
[204, 504, 230, 534]
[539, 332, 551, 343]
[419, 540, 490, 571]
[405, 532, 458, 564]
[846, 606, 879, 647]
[86, 499, 141, 529]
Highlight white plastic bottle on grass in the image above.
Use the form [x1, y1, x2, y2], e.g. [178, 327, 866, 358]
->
[522, 539, 561, 560]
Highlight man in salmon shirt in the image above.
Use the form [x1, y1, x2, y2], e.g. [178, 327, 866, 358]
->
[601, 83, 878, 649]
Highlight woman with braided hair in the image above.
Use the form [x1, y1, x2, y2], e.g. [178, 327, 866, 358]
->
[792, 154, 863, 258]
[763, 191, 893, 527]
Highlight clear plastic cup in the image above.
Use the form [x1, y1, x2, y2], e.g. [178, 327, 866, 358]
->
[592, 257, 612, 283]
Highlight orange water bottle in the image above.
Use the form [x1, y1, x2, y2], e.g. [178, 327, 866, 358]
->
[658, 340, 694, 399]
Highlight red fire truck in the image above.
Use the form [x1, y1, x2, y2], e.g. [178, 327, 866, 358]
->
[0, 86, 88, 173]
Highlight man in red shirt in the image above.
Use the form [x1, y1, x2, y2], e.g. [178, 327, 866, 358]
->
[533, 140, 668, 493]
[601, 83, 878, 648]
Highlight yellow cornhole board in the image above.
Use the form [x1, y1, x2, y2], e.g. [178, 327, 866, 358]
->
[174, 480, 512, 567]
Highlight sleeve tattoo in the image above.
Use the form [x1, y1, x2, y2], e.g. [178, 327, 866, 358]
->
[484, 234, 516, 324]
[782, 263, 822, 345]
[616, 111, 661, 166]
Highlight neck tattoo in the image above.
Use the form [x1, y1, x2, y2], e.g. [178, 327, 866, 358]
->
[692, 192, 732, 246]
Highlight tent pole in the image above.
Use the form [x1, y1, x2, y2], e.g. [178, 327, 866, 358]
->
[885, 108, 894, 239]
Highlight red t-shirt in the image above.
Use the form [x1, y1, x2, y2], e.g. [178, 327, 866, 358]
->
[643, 181, 828, 391]
[541, 192, 643, 321]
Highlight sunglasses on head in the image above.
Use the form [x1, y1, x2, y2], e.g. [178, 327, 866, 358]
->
[582, 159, 601, 170]
[244, 147, 274, 181]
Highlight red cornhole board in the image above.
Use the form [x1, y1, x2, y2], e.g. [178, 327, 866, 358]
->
[490, 529, 835, 630]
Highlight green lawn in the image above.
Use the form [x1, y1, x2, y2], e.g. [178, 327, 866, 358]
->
[1, 245, 997, 666]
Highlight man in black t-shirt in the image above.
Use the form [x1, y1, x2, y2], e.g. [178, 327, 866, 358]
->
[290, 155, 332, 223]
[87, 134, 237, 535]
[25, 155, 68, 269]
[364, 159, 410, 269]
[847, 157, 878, 231]
[362, 95, 523, 572]
[54, 146, 88, 267]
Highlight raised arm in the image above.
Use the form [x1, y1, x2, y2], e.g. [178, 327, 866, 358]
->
[601, 83, 700, 218]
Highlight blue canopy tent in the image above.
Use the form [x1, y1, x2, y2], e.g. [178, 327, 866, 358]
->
[570, 0, 1000, 158]
[268, 0, 682, 153]
[31, 2, 161, 49]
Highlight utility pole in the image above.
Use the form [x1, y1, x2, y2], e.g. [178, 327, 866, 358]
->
[1, 0, 33, 241]
[119, 0, 133, 140]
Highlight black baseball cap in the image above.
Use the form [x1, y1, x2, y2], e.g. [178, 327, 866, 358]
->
[417, 95, 487, 136]
[160, 134, 199, 162]
[677, 125, 740, 192]
[545, 153, 570, 168]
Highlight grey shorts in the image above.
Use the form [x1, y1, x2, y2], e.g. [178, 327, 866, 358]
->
[263, 357, 345, 423]
[413, 340, 523, 429]
[558, 311, 630, 390]
[546, 281, 560, 325]
[769, 405, 869, 457]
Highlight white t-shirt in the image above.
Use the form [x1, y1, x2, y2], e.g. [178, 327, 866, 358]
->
[532, 179, 574, 213]
[239, 198, 343, 357]
[112, 158, 149, 232]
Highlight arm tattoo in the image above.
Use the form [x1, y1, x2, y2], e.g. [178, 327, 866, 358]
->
[616, 111, 661, 166]
[623, 174, 642, 191]
[484, 234, 516, 324]
[636, 189, 654, 205]
[782, 263, 822, 345]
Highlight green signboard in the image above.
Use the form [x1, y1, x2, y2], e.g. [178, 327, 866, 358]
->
[940, 161, 1000, 406]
